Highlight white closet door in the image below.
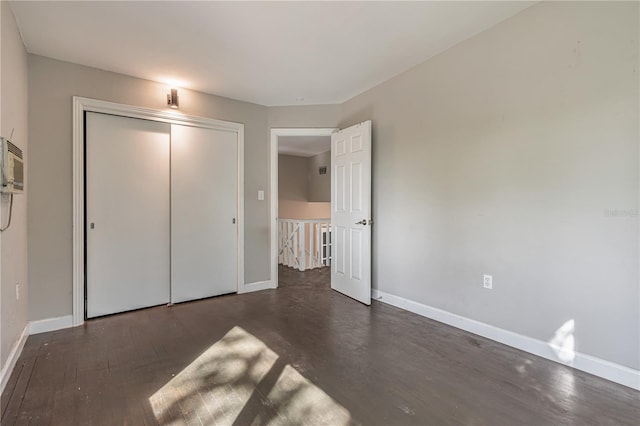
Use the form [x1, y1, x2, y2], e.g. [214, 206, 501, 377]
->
[86, 112, 171, 318]
[171, 124, 238, 303]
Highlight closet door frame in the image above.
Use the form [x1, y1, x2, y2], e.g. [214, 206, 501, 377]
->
[72, 96, 245, 327]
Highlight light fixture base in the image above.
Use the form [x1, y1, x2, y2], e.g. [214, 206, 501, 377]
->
[167, 88, 179, 109]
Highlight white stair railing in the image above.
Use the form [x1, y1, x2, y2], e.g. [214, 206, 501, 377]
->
[278, 219, 331, 271]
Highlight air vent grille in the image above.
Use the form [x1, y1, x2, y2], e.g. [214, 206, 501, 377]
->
[7, 141, 22, 159]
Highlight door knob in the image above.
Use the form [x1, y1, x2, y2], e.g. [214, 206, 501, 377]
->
[355, 219, 367, 225]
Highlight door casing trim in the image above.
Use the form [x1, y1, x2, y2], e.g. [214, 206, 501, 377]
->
[269, 128, 337, 289]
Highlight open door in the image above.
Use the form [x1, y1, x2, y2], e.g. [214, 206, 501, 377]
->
[331, 121, 372, 305]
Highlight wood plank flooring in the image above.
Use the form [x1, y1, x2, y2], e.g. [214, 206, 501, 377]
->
[2, 266, 639, 425]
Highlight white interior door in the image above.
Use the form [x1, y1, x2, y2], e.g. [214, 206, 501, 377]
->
[86, 112, 171, 318]
[331, 120, 372, 305]
[171, 124, 238, 303]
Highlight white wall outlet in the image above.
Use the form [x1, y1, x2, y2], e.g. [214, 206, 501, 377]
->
[16, 283, 20, 300]
[258, 190, 265, 201]
[483, 275, 493, 289]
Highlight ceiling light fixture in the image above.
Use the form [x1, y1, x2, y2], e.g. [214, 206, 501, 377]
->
[167, 88, 179, 109]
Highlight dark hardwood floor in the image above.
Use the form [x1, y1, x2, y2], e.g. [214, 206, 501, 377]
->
[2, 266, 639, 425]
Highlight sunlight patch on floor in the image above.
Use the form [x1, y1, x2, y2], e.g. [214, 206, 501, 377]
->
[149, 326, 354, 425]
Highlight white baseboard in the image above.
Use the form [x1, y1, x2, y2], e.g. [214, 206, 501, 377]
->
[29, 314, 74, 335]
[372, 289, 640, 391]
[0, 323, 29, 395]
[238, 280, 275, 294]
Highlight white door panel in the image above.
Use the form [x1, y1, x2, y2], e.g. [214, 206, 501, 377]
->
[86, 112, 171, 318]
[171, 125, 238, 303]
[331, 121, 372, 305]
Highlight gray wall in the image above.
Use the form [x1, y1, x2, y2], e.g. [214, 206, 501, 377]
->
[27, 55, 270, 321]
[307, 150, 330, 202]
[279, 151, 330, 203]
[278, 154, 308, 201]
[268, 105, 340, 129]
[340, 1, 639, 369]
[1, 1, 29, 366]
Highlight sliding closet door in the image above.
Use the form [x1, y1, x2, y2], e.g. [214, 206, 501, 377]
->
[86, 112, 171, 318]
[171, 125, 238, 303]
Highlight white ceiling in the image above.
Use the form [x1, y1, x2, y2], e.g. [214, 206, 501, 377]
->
[278, 136, 331, 157]
[10, 1, 534, 106]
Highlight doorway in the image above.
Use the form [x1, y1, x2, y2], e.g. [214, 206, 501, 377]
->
[270, 122, 373, 305]
[270, 129, 335, 288]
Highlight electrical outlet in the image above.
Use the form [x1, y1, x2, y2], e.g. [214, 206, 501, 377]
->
[483, 275, 492, 289]
[15, 283, 20, 300]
